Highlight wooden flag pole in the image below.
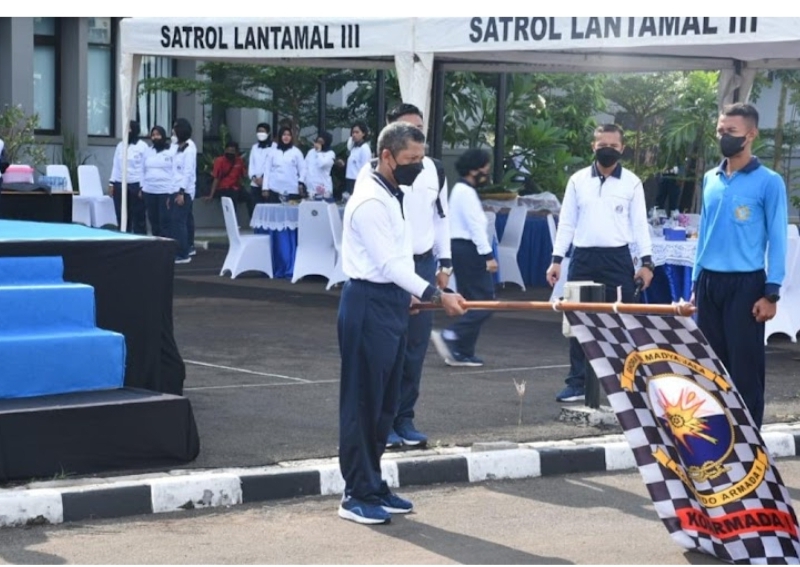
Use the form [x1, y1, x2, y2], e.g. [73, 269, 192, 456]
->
[414, 300, 696, 317]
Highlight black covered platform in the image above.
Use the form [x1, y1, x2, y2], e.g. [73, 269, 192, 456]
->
[0, 388, 200, 482]
[0, 220, 185, 394]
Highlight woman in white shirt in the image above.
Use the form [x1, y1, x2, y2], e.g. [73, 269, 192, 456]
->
[261, 126, 305, 203]
[170, 119, 197, 264]
[108, 120, 149, 234]
[432, 149, 498, 368]
[303, 131, 335, 200]
[141, 125, 173, 239]
[249, 122, 276, 206]
[342, 121, 371, 201]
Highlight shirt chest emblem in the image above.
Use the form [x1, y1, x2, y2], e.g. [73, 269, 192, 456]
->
[734, 204, 751, 221]
[615, 204, 624, 213]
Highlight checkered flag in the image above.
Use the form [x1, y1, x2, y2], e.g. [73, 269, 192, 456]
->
[565, 311, 800, 564]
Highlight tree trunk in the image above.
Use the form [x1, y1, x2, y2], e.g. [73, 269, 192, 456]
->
[774, 82, 788, 172]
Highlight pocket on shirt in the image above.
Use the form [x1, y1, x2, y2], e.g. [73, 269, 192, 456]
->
[731, 195, 759, 225]
[608, 195, 630, 216]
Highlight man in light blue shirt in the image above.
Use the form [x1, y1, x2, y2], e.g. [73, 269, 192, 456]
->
[692, 102, 788, 429]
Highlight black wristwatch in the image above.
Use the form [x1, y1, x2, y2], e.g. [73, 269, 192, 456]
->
[765, 293, 780, 304]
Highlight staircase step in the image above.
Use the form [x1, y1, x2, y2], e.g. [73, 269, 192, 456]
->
[0, 256, 64, 285]
[0, 283, 97, 332]
[0, 329, 125, 399]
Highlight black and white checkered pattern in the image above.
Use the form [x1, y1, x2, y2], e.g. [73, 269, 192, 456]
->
[566, 311, 800, 564]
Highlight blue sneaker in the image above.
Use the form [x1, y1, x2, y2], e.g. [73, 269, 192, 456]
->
[338, 496, 391, 525]
[377, 491, 413, 514]
[386, 430, 403, 449]
[465, 354, 484, 366]
[394, 420, 428, 446]
[556, 385, 585, 403]
[430, 331, 481, 367]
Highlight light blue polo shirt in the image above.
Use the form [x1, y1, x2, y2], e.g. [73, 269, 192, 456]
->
[692, 157, 788, 295]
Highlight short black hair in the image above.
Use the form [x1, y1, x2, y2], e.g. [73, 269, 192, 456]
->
[256, 123, 270, 133]
[378, 122, 425, 156]
[722, 102, 760, 128]
[455, 148, 491, 177]
[352, 121, 370, 138]
[594, 124, 625, 144]
[386, 103, 423, 124]
[225, 141, 239, 152]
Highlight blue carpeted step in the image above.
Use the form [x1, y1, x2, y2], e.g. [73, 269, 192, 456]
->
[0, 329, 126, 399]
[0, 283, 97, 332]
[0, 256, 65, 285]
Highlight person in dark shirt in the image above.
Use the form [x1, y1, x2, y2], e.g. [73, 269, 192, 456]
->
[204, 141, 254, 217]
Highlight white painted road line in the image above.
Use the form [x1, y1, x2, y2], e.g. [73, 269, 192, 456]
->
[184, 360, 312, 383]
[185, 380, 338, 391]
[457, 364, 570, 375]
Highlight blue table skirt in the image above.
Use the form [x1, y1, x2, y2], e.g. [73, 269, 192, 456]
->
[495, 214, 552, 288]
[493, 212, 692, 303]
[254, 228, 297, 279]
[641, 264, 693, 305]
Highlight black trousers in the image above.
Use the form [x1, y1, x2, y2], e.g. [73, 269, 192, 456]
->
[111, 182, 147, 234]
[695, 269, 767, 428]
[565, 246, 635, 388]
[445, 239, 494, 357]
[338, 279, 409, 501]
[215, 188, 255, 218]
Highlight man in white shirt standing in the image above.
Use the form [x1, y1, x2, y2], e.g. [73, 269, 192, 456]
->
[338, 122, 465, 526]
[359, 103, 453, 449]
[249, 123, 276, 207]
[546, 124, 654, 403]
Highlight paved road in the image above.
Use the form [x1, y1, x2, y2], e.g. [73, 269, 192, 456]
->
[9, 458, 800, 564]
[166, 249, 800, 471]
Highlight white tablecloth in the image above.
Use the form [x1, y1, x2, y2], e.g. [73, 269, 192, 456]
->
[250, 204, 300, 231]
[630, 237, 698, 268]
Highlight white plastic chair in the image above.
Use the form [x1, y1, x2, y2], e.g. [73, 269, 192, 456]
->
[77, 165, 118, 228]
[766, 237, 800, 344]
[327, 203, 348, 290]
[291, 201, 336, 283]
[220, 197, 273, 279]
[48, 165, 91, 225]
[496, 205, 527, 291]
[547, 213, 570, 302]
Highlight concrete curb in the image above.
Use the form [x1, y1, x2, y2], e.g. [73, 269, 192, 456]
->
[3, 423, 800, 527]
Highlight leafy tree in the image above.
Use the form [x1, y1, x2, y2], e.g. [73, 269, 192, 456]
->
[140, 63, 356, 143]
[0, 104, 47, 169]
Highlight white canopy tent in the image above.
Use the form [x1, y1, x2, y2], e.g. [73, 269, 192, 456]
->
[117, 16, 800, 230]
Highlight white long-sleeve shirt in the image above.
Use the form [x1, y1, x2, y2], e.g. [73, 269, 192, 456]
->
[248, 141, 277, 186]
[304, 148, 335, 195]
[109, 140, 149, 185]
[357, 156, 451, 259]
[171, 141, 198, 198]
[262, 146, 305, 195]
[553, 163, 652, 259]
[448, 180, 493, 256]
[141, 147, 174, 195]
[346, 142, 372, 181]
[343, 171, 431, 298]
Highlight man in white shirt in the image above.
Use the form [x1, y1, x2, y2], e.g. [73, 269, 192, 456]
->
[338, 122, 465, 526]
[359, 103, 453, 450]
[546, 124, 654, 403]
[249, 123, 276, 207]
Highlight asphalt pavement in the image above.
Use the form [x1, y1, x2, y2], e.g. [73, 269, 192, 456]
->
[170, 248, 800, 471]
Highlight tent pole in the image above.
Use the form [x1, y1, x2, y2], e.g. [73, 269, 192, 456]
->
[375, 70, 386, 137]
[317, 78, 327, 135]
[493, 72, 508, 185]
[431, 60, 445, 161]
[732, 60, 743, 102]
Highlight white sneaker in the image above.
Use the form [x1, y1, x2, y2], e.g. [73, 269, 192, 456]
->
[174, 257, 192, 264]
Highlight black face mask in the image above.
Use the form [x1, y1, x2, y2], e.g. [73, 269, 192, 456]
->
[595, 147, 622, 168]
[393, 161, 424, 187]
[720, 133, 747, 158]
[475, 173, 490, 188]
[152, 139, 166, 151]
[225, 153, 236, 161]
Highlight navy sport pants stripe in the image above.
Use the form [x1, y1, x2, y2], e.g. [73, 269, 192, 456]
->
[337, 279, 409, 501]
[696, 269, 767, 428]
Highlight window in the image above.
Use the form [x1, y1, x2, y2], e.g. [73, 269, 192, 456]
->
[137, 57, 176, 134]
[34, 17, 60, 133]
[87, 17, 114, 136]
